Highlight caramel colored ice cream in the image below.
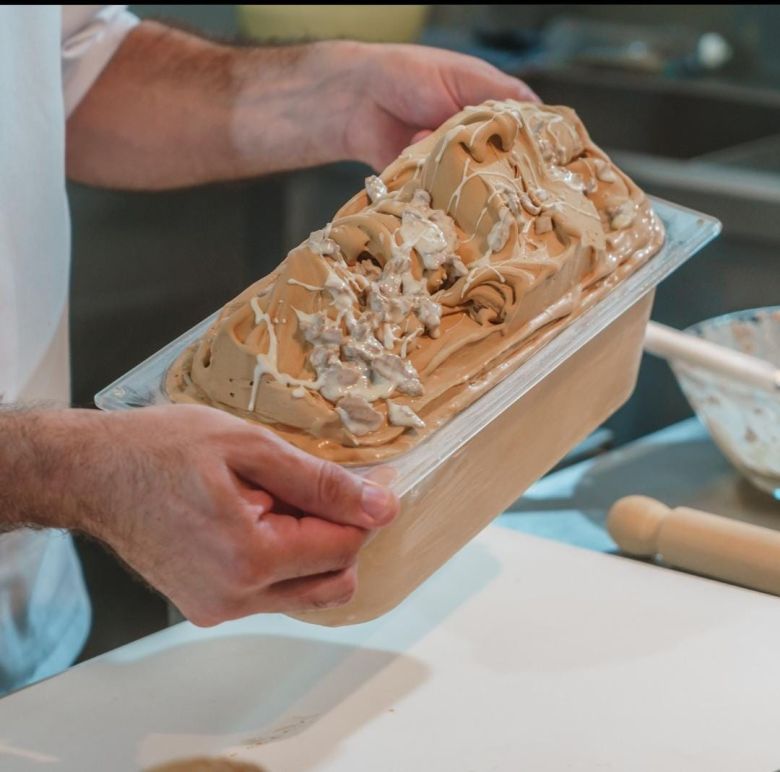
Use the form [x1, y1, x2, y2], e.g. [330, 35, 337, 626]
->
[166, 100, 664, 463]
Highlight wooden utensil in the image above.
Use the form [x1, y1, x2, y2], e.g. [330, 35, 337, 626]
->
[608, 495, 780, 596]
[644, 320, 780, 393]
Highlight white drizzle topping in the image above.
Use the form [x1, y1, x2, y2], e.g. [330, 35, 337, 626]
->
[487, 207, 513, 253]
[287, 278, 324, 292]
[247, 298, 324, 412]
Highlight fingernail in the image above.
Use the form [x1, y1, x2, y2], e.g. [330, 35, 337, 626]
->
[364, 465, 398, 487]
[361, 482, 395, 523]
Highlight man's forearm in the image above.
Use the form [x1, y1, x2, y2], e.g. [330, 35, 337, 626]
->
[66, 21, 537, 189]
[66, 21, 359, 189]
[0, 408, 105, 534]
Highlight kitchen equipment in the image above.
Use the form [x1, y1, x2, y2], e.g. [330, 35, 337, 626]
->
[539, 17, 732, 76]
[608, 495, 780, 595]
[95, 199, 719, 625]
[659, 307, 780, 497]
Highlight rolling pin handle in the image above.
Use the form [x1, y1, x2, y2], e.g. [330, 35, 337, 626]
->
[606, 495, 670, 557]
[607, 496, 780, 598]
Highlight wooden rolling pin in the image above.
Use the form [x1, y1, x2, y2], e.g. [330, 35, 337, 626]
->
[607, 496, 780, 596]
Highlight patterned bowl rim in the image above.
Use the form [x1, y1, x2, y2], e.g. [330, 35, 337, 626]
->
[684, 305, 780, 342]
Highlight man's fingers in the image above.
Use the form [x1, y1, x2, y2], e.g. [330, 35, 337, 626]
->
[175, 512, 366, 626]
[432, 48, 539, 109]
[186, 565, 359, 625]
[228, 429, 399, 529]
[234, 477, 275, 514]
[265, 564, 359, 612]
[451, 66, 539, 108]
[502, 75, 540, 104]
[256, 511, 367, 582]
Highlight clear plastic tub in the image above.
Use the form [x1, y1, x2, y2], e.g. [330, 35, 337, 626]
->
[96, 198, 720, 625]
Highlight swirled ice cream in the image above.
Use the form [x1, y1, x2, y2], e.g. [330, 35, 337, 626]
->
[166, 100, 664, 463]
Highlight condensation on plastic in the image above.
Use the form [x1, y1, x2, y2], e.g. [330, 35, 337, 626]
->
[96, 198, 720, 495]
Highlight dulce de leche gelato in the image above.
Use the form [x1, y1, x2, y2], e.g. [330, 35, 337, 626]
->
[166, 100, 664, 463]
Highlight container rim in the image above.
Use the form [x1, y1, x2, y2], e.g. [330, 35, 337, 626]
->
[95, 197, 721, 496]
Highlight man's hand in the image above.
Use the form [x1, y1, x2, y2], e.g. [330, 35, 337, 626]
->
[337, 43, 539, 170]
[66, 24, 537, 188]
[231, 39, 539, 174]
[0, 405, 398, 625]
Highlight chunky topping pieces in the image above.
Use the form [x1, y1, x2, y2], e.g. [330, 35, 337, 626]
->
[248, 185, 463, 434]
[336, 394, 384, 436]
[365, 175, 388, 204]
[387, 401, 425, 430]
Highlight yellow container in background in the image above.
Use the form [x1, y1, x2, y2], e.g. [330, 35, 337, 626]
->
[237, 5, 429, 43]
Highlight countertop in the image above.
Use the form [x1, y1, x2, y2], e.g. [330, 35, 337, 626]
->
[1, 419, 779, 771]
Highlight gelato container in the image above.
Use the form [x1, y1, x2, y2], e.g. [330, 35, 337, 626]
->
[95, 198, 719, 625]
[670, 307, 780, 498]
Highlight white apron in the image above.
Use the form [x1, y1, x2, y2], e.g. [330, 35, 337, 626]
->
[0, 4, 137, 694]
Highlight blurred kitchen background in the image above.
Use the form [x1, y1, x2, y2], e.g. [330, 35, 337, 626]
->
[72, 5, 780, 656]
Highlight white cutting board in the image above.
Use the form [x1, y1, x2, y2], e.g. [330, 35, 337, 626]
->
[2, 526, 780, 771]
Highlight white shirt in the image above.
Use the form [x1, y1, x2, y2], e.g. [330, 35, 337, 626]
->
[0, 5, 137, 695]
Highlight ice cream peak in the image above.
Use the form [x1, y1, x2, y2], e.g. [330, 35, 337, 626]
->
[167, 99, 664, 462]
